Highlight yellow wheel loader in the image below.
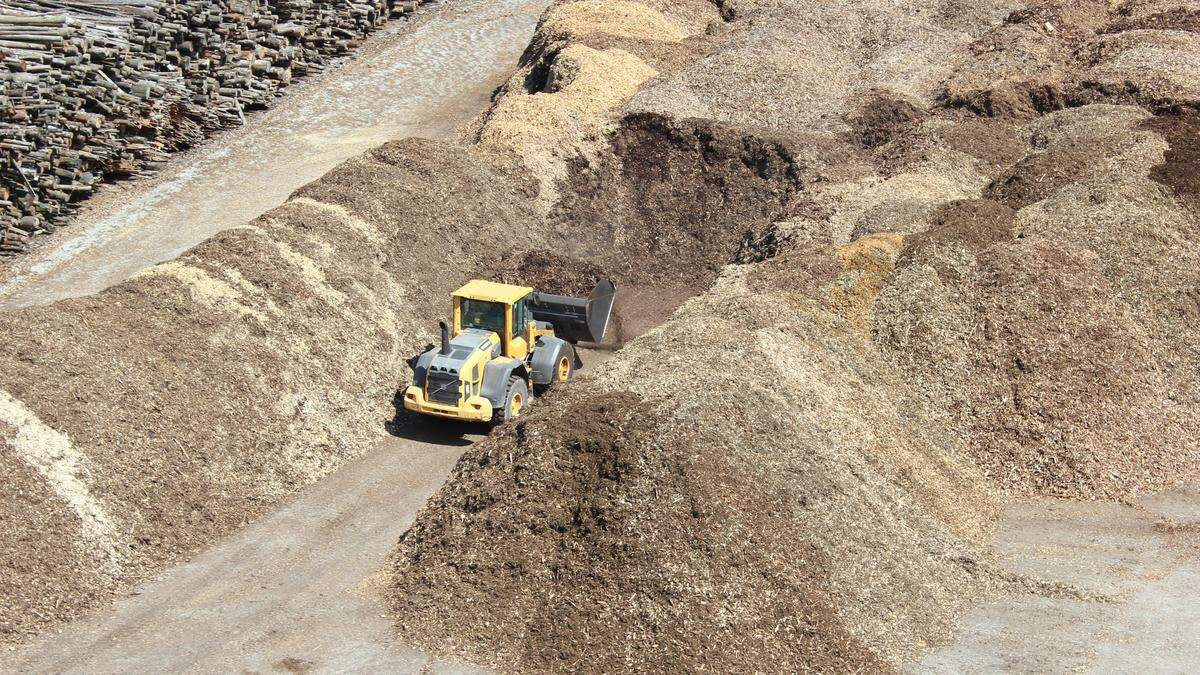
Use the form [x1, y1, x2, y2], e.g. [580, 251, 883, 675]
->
[403, 278, 616, 423]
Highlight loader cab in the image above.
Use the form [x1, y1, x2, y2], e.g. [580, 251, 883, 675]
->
[452, 280, 535, 359]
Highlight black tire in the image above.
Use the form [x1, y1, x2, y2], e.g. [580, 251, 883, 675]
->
[493, 375, 529, 424]
[534, 347, 575, 396]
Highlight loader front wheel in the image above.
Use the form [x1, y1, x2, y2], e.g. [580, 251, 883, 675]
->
[494, 376, 529, 424]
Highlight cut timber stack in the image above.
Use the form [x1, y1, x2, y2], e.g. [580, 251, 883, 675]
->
[0, 0, 427, 255]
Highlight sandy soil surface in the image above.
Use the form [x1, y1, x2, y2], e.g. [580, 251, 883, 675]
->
[0, 0, 549, 310]
[914, 485, 1200, 673]
[0, 424, 478, 673]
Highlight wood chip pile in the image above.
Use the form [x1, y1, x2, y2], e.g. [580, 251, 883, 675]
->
[0, 0, 425, 255]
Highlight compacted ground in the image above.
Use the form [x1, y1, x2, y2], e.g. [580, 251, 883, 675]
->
[919, 486, 1200, 672]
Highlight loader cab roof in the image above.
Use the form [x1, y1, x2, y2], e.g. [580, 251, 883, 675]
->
[452, 279, 533, 305]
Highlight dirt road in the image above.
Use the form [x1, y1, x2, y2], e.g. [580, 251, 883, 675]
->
[2, 421, 479, 672]
[914, 485, 1200, 673]
[0, 0, 548, 310]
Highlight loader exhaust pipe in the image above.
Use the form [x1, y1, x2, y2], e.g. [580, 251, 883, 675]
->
[439, 321, 451, 355]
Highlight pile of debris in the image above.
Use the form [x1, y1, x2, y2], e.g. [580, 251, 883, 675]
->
[0, 0, 425, 255]
[388, 0, 1200, 668]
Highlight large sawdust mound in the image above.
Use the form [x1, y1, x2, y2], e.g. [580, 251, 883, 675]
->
[943, 0, 1200, 117]
[0, 139, 540, 642]
[467, 0, 720, 205]
[389, 8, 1015, 664]
[389, 0, 1200, 669]
[875, 105, 1200, 500]
[603, 0, 1200, 502]
[392, 261, 1000, 671]
[552, 112, 825, 288]
[627, 0, 1018, 136]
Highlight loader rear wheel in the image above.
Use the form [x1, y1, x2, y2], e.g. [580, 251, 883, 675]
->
[556, 354, 572, 382]
[493, 375, 528, 424]
[535, 348, 575, 396]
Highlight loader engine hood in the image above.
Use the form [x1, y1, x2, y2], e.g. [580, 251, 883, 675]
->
[411, 328, 497, 405]
[428, 328, 496, 373]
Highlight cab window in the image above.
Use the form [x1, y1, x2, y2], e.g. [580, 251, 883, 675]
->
[460, 298, 505, 334]
[512, 295, 529, 338]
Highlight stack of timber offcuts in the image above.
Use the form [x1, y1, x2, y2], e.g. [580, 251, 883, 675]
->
[0, 0, 426, 255]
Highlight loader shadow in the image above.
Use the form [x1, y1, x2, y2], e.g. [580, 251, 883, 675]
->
[384, 391, 484, 447]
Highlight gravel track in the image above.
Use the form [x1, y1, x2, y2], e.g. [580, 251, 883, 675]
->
[2, 429, 476, 673]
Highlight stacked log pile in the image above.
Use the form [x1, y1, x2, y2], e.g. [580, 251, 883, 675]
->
[0, 0, 426, 255]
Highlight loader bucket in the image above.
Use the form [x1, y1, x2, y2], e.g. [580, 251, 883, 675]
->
[530, 279, 616, 344]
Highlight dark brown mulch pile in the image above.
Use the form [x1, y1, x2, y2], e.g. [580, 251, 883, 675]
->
[391, 391, 886, 673]
[490, 248, 608, 297]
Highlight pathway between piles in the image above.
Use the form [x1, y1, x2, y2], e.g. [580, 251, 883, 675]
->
[914, 485, 1200, 673]
[0, 0, 549, 670]
[3, 423, 482, 672]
